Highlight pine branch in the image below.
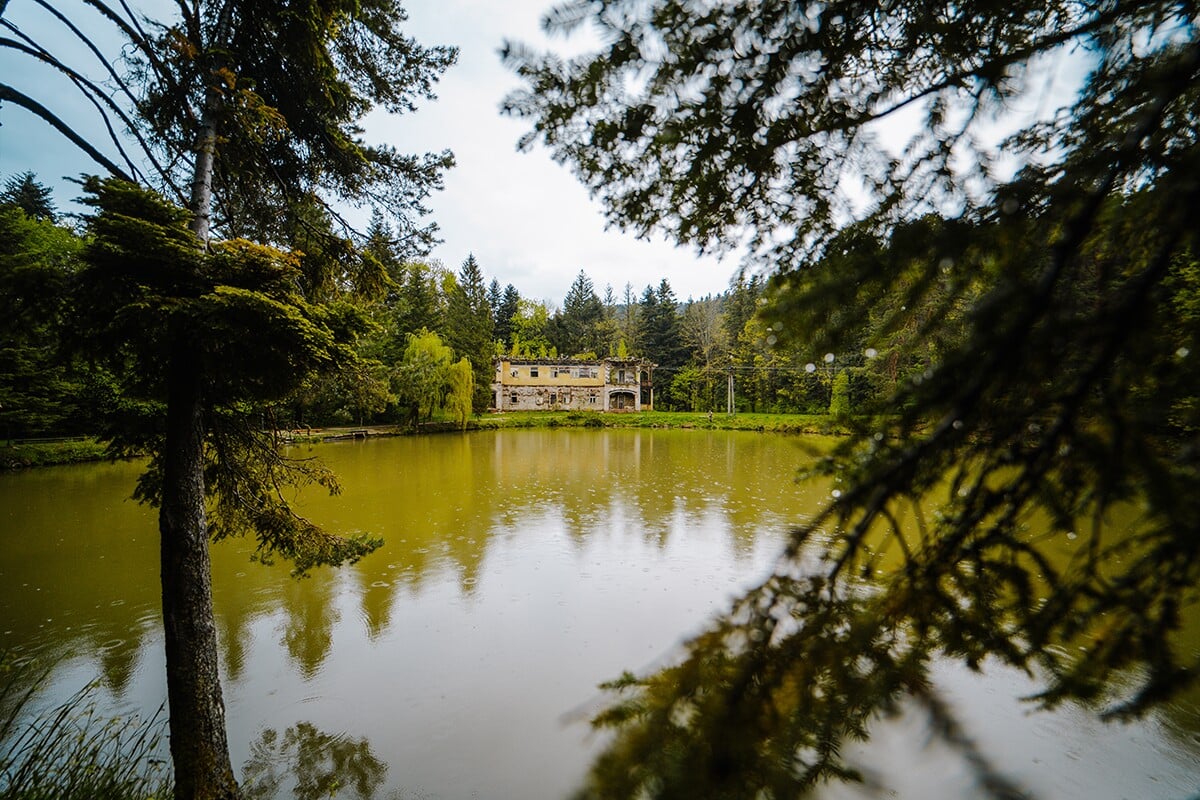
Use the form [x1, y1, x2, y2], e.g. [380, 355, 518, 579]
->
[0, 83, 132, 180]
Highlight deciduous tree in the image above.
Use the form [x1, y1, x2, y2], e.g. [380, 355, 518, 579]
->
[393, 328, 453, 424]
[0, 201, 82, 437]
[445, 357, 474, 431]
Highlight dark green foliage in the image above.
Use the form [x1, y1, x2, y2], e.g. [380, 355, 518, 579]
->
[134, 0, 456, 245]
[8, 2, 457, 794]
[0, 206, 83, 438]
[509, 1, 1200, 797]
[0, 438, 109, 470]
[394, 261, 444, 343]
[445, 254, 494, 412]
[487, 278, 503, 330]
[558, 270, 606, 355]
[828, 370, 850, 417]
[722, 272, 762, 349]
[495, 283, 521, 350]
[0, 172, 56, 222]
[76, 178, 381, 575]
[640, 280, 686, 407]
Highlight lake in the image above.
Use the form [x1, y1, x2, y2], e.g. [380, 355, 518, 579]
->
[0, 429, 1197, 798]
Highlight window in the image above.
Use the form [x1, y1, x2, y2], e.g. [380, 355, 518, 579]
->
[530, 367, 539, 378]
[618, 369, 627, 383]
[589, 395, 597, 404]
[550, 392, 558, 404]
[510, 393, 518, 405]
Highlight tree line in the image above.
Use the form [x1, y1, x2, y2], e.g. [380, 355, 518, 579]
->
[2, 171, 908, 441]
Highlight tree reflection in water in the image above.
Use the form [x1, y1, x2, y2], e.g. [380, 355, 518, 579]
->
[242, 722, 387, 800]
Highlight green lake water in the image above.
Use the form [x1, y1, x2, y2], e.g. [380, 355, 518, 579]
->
[0, 429, 1197, 798]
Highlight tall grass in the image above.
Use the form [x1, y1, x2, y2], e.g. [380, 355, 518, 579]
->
[0, 661, 171, 800]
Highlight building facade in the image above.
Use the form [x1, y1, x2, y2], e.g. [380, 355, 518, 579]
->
[491, 357, 656, 412]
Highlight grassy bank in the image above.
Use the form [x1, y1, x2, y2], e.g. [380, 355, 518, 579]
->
[0, 438, 110, 470]
[292, 411, 851, 442]
[469, 409, 846, 434]
[2, 412, 850, 469]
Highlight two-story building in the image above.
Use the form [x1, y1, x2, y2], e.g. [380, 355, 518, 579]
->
[491, 357, 656, 412]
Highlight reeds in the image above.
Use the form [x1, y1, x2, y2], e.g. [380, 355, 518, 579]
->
[0, 660, 171, 800]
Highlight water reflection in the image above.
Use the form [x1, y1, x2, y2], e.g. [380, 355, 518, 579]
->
[279, 576, 340, 680]
[0, 429, 1196, 799]
[243, 722, 386, 800]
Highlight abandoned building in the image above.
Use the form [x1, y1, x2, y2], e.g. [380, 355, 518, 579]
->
[491, 357, 656, 412]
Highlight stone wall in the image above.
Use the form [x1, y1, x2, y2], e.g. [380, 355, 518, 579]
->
[492, 383, 605, 412]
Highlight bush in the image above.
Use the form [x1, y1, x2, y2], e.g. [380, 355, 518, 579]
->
[829, 370, 851, 417]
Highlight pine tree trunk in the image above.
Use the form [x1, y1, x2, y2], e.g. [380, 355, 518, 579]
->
[190, 109, 218, 243]
[159, 340, 239, 800]
[156, 93, 239, 799]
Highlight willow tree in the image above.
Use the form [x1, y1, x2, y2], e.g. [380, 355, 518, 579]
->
[393, 328, 454, 426]
[446, 357, 475, 431]
[507, 2, 1200, 797]
[4, 1, 455, 797]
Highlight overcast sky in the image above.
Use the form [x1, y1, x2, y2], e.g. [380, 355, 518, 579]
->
[0, 0, 737, 305]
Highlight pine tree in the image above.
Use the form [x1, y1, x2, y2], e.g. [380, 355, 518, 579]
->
[8, 2, 457, 794]
[617, 282, 643, 354]
[495, 284, 521, 350]
[559, 269, 605, 356]
[0, 172, 56, 221]
[395, 262, 442, 341]
[445, 254, 494, 412]
[487, 278, 503, 328]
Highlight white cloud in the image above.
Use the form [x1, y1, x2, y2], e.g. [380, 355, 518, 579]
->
[379, 0, 736, 302]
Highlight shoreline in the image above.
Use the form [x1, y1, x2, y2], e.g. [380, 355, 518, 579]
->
[1, 411, 853, 470]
